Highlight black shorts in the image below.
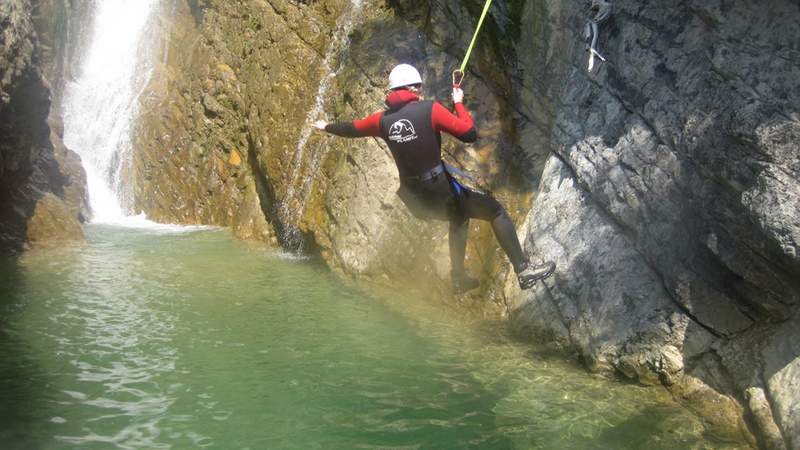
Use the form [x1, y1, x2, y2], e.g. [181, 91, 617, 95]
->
[398, 173, 503, 223]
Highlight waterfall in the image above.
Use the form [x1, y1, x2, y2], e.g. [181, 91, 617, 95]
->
[62, 0, 160, 224]
[278, 0, 364, 251]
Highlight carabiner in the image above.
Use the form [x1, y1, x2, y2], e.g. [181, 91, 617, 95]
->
[452, 70, 465, 88]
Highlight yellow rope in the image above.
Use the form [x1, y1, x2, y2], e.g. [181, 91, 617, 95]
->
[459, 0, 494, 74]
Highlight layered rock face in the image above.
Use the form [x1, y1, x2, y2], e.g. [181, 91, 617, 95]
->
[505, 1, 800, 447]
[132, 0, 348, 243]
[132, 0, 798, 447]
[0, 0, 87, 253]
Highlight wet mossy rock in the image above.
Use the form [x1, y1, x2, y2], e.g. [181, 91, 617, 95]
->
[132, 0, 352, 243]
[26, 192, 84, 246]
[132, 1, 800, 447]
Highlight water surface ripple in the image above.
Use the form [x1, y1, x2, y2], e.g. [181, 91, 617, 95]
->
[0, 226, 745, 449]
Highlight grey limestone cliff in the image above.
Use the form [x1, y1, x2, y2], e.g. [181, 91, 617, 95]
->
[505, 1, 800, 448]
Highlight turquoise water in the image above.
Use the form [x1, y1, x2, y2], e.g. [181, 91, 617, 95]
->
[0, 225, 741, 449]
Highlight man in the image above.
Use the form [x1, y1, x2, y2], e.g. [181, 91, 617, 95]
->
[312, 63, 555, 292]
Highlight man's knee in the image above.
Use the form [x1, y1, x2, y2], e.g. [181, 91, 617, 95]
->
[485, 196, 507, 220]
[449, 213, 468, 230]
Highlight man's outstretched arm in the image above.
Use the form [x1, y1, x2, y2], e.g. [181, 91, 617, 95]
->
[313, 111, 383, 138]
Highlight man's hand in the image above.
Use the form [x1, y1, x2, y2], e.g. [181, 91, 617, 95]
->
[452, 87, 464, 104]
[312, 119, 328, 131]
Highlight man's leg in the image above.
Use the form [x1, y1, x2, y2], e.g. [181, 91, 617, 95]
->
[456, 188, 525, 270]
[448, 211, 480, 293]
[456, 187, 555, 289]
[449, 214, 468, 276]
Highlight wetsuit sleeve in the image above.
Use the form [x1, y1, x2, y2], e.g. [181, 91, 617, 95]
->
[325, 111, 383, 138]
[431, 102, 477, 143]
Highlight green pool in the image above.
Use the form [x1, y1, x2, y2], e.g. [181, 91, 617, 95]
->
[0, 225, 741, 449]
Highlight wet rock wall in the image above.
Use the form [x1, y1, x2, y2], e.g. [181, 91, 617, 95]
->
[0, 0, 88, 253]
[132, 0, 352, 242]
[133, 0, 531, 303]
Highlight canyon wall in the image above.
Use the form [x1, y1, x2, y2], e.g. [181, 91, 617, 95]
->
[133, 0, 531, 303]
[505, 1, 800, 448]
[132, 0, 799, 447]
[0, 0, 88, 253]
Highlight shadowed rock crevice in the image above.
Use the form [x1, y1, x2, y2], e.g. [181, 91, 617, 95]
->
[245, 134, 281, 239]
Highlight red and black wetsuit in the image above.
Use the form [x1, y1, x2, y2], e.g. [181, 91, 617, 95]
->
[324, 89, 526, 275]
[325, 89, 476, 176]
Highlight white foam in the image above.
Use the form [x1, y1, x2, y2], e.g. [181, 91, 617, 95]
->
[93, 213, 217, 234]
[270, 250, 310, 261]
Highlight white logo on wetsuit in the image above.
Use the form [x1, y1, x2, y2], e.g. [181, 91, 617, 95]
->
[387, 119, 418, 143]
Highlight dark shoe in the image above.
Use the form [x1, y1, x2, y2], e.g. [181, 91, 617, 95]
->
[452, 273, 480, 294]
[517, 260, 556, 290]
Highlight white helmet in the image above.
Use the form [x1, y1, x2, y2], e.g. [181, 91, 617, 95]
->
[388, 64, 422, 90]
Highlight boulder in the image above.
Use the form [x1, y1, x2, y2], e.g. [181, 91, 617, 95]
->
[26, 192, 83, 245]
